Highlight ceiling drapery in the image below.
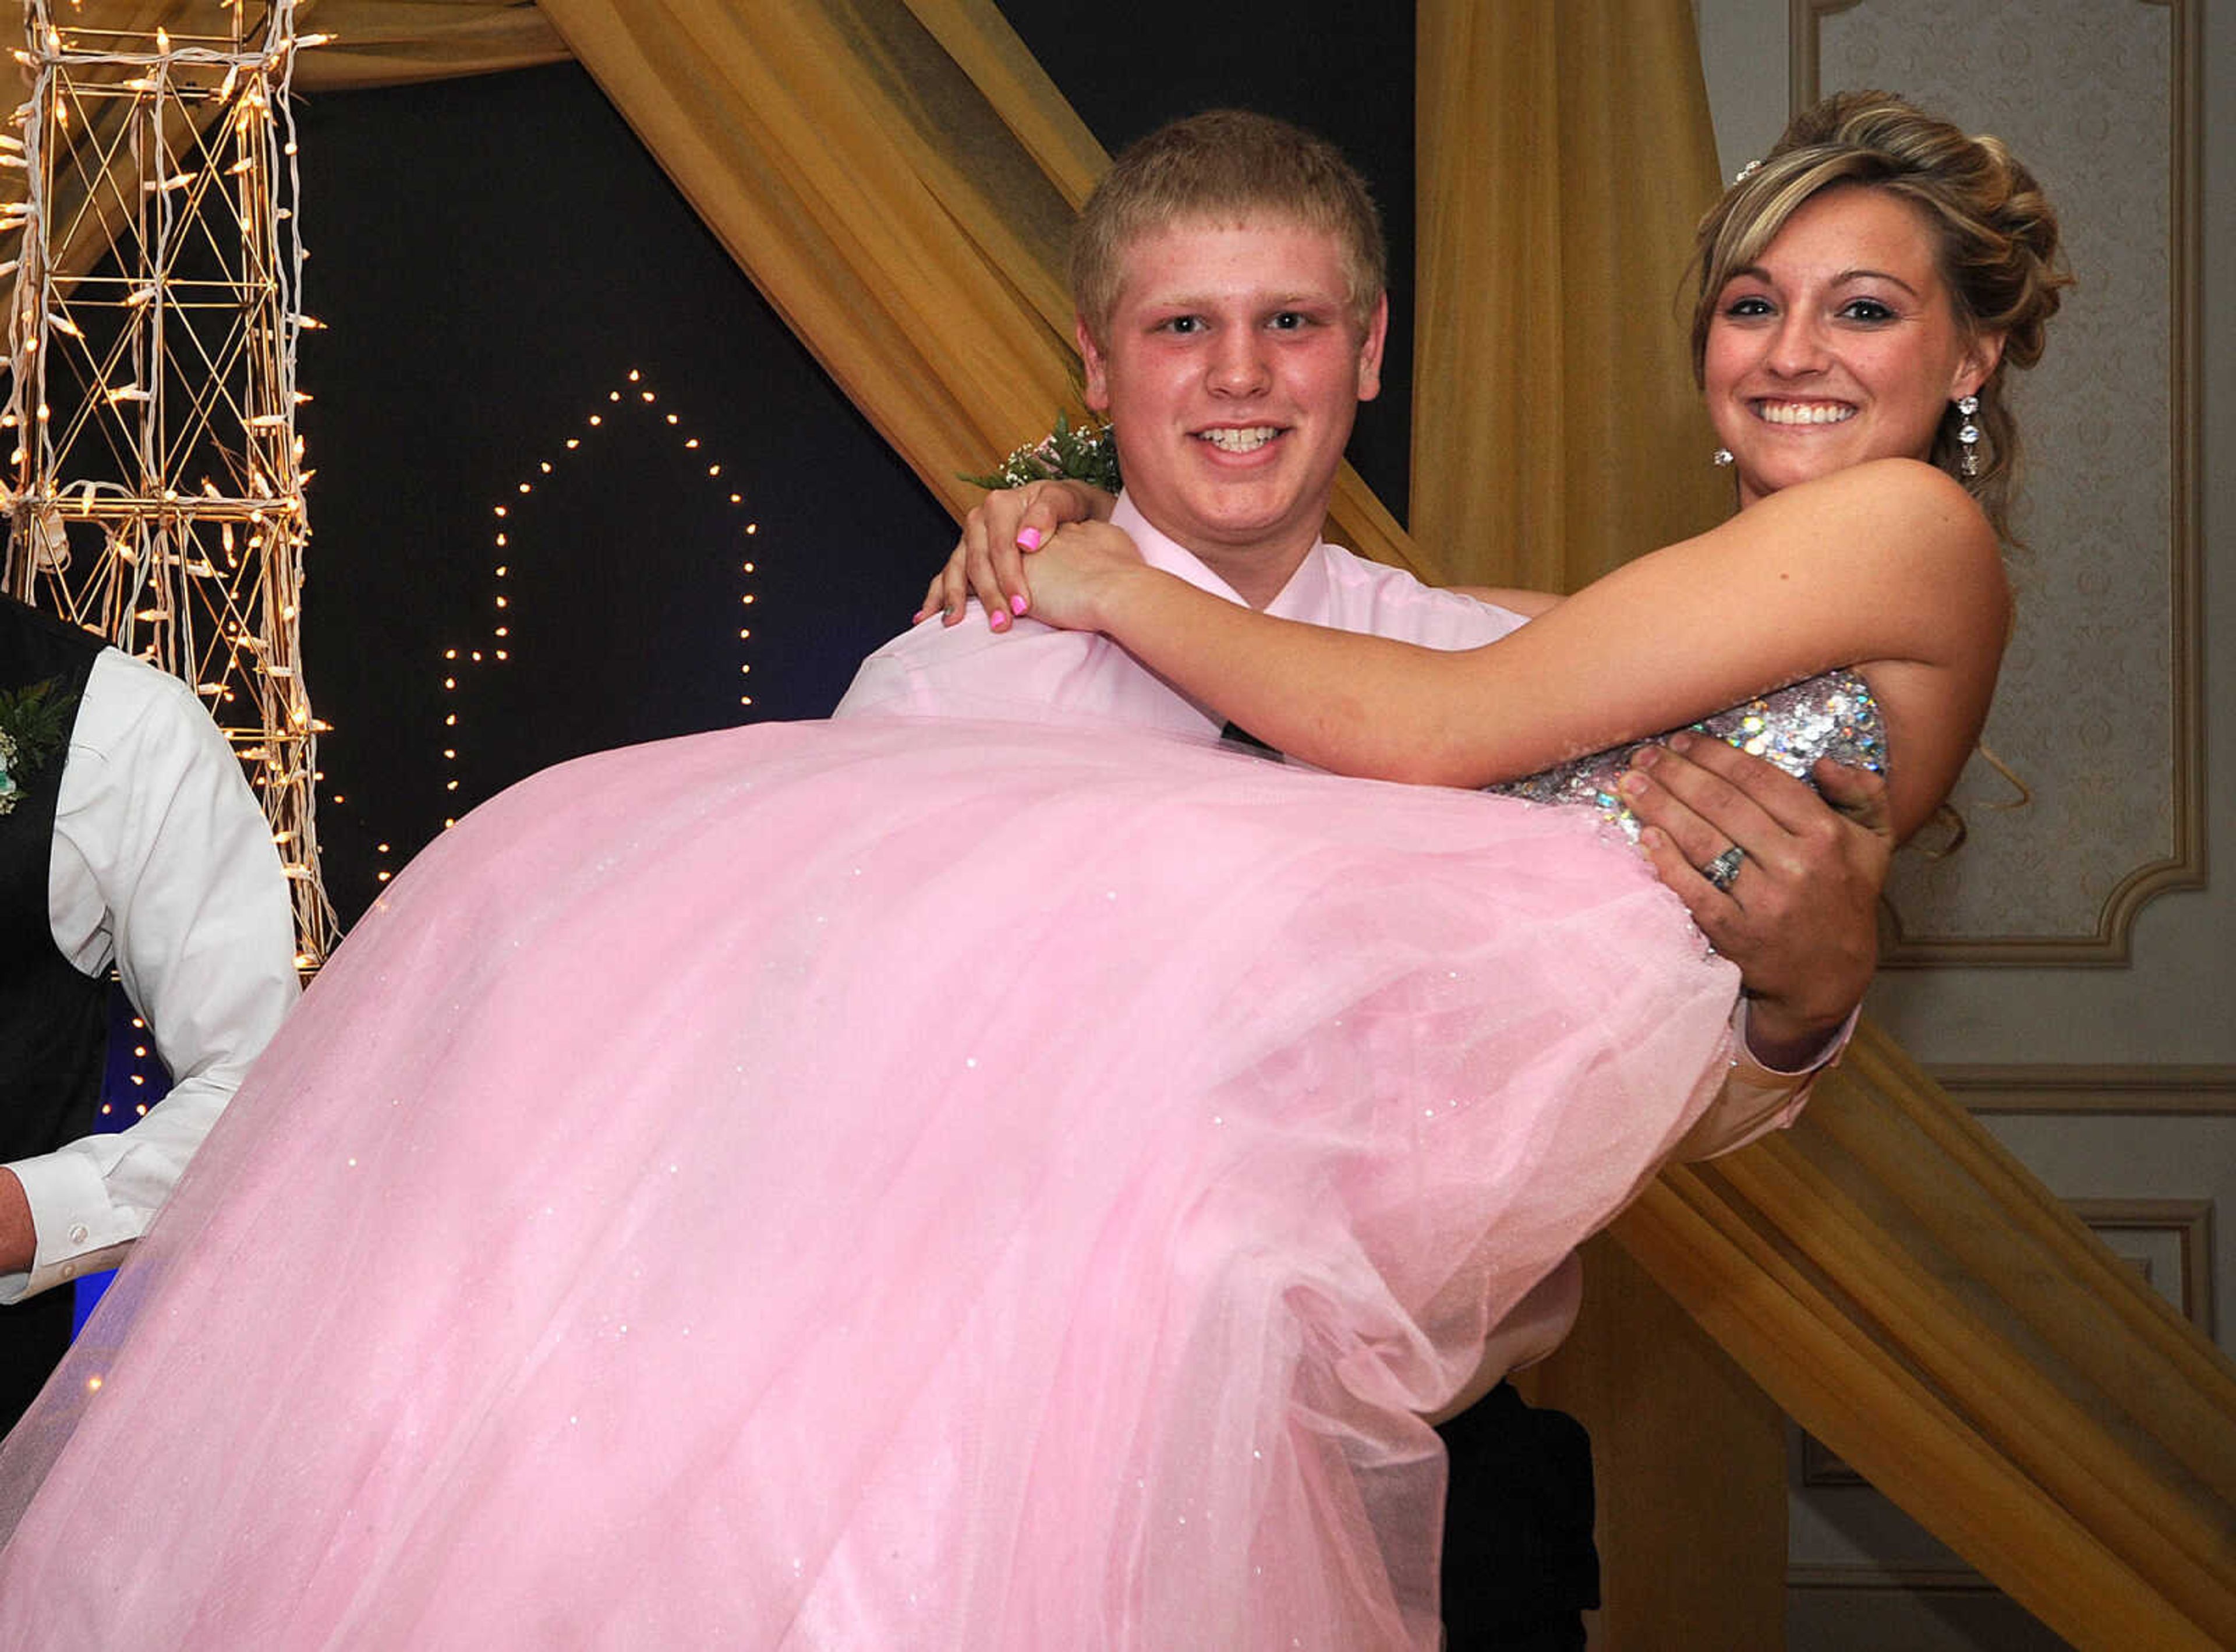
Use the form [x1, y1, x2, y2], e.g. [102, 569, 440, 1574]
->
[3, 3, 2231, 1643]
[1413, 0, 1731, 591]
[292, 1, 570, 86]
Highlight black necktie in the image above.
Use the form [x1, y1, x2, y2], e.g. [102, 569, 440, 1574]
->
[1219, 721, 1280, 759]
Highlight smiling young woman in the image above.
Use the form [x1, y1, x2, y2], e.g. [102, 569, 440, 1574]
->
[1701, 183, 2001, 510]
[1689, 90, 2071, 544]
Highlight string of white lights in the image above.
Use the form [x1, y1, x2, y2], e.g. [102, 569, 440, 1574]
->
[0, 0, 337, 967]
[362, 366, 759, 886]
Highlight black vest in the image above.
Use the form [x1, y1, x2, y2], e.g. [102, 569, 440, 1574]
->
[0, 596, 108, 1424]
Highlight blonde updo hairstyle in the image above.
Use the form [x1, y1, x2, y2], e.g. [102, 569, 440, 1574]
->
[1689, 91, 2071, 544]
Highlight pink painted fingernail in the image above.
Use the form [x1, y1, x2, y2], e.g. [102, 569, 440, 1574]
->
[990, 610, 1010, 631]
[1016, 527, 1043, 551]
[1011, 593, 1029, 616]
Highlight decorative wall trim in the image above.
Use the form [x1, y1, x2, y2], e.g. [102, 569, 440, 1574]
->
[1933, 1063, 2236, 1116]
[1798, 1430, 1866, 1488]
[1788, 0, 1864, 104]
[1788, 1562, 1998, 1594]
[1793, 0, 2207, 965]
[1792, 1194, 2217, 1607]
[2069, 1197, 2217, 1338]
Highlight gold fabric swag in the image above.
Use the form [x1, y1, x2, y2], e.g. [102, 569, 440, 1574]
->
[8, 4, 2231, 1646]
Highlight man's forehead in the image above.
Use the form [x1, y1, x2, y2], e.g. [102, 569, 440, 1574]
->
[1110, 214, 1353, 300]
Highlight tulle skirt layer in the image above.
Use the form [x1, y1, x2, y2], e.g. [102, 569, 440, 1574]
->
[0, 719, 1736, 1649]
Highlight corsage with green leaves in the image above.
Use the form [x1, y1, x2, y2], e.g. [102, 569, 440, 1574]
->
[961, 412, 1122, 495]
[0, 679, 76, 817]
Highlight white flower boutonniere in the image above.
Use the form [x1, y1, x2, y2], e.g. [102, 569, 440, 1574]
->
[0, 680, 76, 818]
[961, 412, 1122, 494]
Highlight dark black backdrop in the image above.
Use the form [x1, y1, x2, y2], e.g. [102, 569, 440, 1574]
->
[295, 9, 1413, 925]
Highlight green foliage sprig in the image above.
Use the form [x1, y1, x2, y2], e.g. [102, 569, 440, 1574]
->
[0, 679, 76, 816]
[960, 412, 1122, 495]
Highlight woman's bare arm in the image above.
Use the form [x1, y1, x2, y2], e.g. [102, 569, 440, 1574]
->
[923, 490, 1561, 628]
[1445, 586, 1563, 618]
[1023, 459, 2007, 843]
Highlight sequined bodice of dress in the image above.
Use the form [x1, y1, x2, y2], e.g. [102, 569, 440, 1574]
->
[1490, 668, 1885, 837]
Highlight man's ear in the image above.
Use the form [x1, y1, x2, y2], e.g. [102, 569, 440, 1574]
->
[1078, 315, 1112, 411]
[1355, 292, 1390, 404]
[1952, 330, 2005, 402]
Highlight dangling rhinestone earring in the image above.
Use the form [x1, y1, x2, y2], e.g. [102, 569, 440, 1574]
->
[1712, 448, 1735, 467]
[1956, 395, 1981, 478]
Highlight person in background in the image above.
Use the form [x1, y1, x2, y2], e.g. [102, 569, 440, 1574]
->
[0, 592, 298, 1429]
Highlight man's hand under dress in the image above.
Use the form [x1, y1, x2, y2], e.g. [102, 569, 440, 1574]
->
[1617, 735, 1893, 1071]
[918, 480, 1115, 629]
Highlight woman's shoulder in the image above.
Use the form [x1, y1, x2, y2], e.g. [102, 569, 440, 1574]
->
[1783, 457, 1988, 532]
[1752, 459, 2004, 607]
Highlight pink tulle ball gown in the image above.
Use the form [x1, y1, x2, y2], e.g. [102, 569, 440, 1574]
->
[0, 717, 1740, 1649]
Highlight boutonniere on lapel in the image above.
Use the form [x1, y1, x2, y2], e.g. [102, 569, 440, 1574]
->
[961, 412, 1122, 494]
[0, 679, 76, 816]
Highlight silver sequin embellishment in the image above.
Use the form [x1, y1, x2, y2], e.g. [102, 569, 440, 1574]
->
[1489, 669, 1885, 841]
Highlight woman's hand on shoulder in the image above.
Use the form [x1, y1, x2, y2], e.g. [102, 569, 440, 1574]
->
[918, 481, 1117, 630]
[1014, 521, 1149, 633]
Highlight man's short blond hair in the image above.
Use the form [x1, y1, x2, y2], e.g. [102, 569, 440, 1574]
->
[1070, 109, 1386, 345]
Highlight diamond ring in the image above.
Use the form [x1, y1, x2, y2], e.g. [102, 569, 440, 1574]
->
[1701, 845, 1745, 893]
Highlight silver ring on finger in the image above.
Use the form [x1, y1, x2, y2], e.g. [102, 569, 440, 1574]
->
[1700, 844, 1745, 893]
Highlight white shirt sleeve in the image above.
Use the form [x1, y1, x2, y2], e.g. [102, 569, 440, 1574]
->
[1, 650, 299, 1301]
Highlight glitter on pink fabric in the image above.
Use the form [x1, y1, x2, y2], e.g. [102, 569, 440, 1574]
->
[0, 719, 1737, 1649]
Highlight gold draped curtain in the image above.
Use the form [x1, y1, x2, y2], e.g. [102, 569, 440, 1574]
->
[8, 4, 2233, 1644]
[1625, 1025, 2236, 1646]
[1411, 1, 1730, 590]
